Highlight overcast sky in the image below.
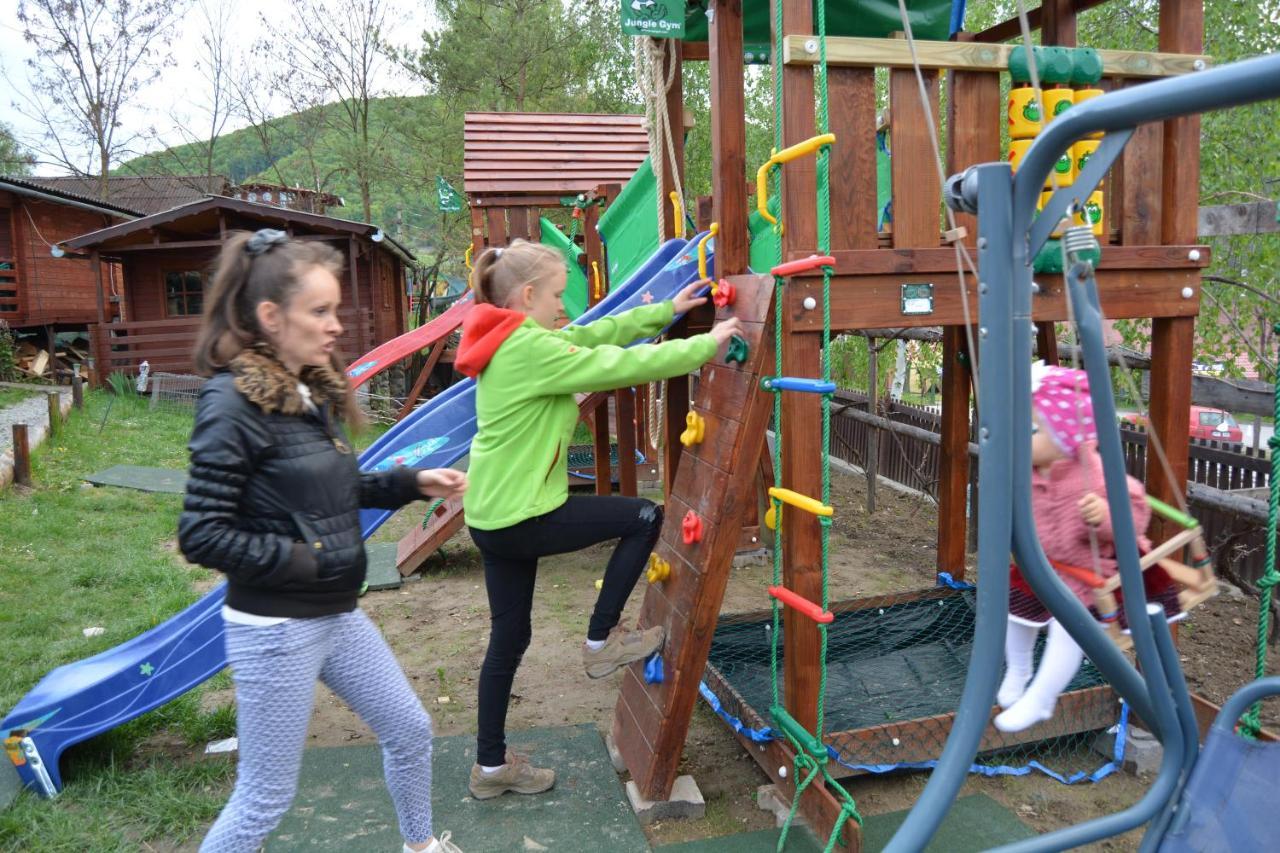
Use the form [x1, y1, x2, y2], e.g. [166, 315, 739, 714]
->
[0, 0, 433, 176]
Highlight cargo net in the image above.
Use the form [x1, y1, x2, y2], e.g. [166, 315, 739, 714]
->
[701, 584, 1131, 785]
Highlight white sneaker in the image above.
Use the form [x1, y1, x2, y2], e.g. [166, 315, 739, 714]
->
[993, 696, 1055, 733]
[405, 832, 462, 853]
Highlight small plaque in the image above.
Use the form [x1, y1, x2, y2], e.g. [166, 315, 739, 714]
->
[901, 283, 934, 315]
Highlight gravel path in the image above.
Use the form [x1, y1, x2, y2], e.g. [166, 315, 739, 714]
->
[0, 384, 72, 454]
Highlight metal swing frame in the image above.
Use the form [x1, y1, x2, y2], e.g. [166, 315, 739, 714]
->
[881, 50, 1280, 853]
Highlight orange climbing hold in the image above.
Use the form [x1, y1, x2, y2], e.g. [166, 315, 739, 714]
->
[770, 255, 836, 278]
[712, 280, 737, 308]
[768, 585, 835, 624]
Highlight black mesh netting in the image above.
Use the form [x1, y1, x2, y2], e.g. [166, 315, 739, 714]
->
[704, 586, 1126, 781]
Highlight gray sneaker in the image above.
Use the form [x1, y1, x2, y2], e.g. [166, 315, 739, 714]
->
[583, 624, 665, 679]
[468, 750, 555, 800]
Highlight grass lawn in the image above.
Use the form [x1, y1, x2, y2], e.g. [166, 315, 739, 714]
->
[0, 388, 38, 410]
[0, 389, 387, 851]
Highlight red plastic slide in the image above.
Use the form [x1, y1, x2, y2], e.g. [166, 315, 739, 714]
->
[344, 293, 475, 390]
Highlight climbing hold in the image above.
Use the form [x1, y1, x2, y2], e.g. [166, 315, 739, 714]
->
[594, 578, 603, 590]
[682, 511, 703, 545]
[644, 652, 665, 684]
[725, 334, 749, 365]
[680, 411, 706, 448]
[764, 505, 777, 530]
[712, 279, 737, 308]
[647, 554, 672, 584]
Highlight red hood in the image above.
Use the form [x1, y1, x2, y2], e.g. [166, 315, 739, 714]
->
[455, 303, 526, 378]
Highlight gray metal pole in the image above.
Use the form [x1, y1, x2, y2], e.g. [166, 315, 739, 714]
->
[882, 162, 1016, 853]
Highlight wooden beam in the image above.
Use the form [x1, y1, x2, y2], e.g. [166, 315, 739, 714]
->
[945, 33, 1002, 243]
[709, 0, 749, 275]
[782, 35, 1209, 78]
[110, 238, 226, 252]
[583, 204, 604, 305]
[785, 267, 1203, 331]
[785, 245, 1209, 275]
[348, 235, 365, 355]
[681, 40, 709, 62]
[938, 327, 971, 578]
[1198, 201, 1280, 236]
[470, 207, 485, 258]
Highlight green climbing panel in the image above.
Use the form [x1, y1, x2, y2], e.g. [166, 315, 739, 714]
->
[539, 216, 590, 320]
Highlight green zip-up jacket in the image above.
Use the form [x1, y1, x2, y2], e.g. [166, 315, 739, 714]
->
[455, 300, 716, 530]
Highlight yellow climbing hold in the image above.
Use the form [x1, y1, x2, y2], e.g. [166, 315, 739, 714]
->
[768, 487, 834, 518]
[680, 411, 706, 448]
[647, 554, 671, 584]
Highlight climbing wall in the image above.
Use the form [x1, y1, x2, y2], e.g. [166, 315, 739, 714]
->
[612, 273, 776, 800]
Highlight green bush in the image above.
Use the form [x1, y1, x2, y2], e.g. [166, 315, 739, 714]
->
[0, 320, 17, 382]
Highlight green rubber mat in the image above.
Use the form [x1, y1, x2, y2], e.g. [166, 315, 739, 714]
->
[364, 542, 403, 591]
[84, 464, 187, 494]
[0, 763, 18, 810]
[656, 794, 1033, 852]
[265, 724, 647, 851]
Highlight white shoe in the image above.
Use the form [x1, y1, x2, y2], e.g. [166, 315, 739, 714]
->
[993, 696, 1055, 733]
[405, 832, 462, 853]
[997, 668, 1032, 709]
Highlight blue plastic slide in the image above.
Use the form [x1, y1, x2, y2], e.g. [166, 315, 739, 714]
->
[2, 235, 716, 797]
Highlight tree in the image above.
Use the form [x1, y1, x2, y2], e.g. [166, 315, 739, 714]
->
[272, 0, 394, 223]
[14, 0, 188, 199]
[0, 123, 36, 175]
[146, 0, 237, 186]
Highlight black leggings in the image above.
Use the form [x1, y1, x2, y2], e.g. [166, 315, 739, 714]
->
[468, 495, 663, 766]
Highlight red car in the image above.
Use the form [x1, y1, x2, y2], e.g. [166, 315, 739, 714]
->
[1120, 406, 1243, 443]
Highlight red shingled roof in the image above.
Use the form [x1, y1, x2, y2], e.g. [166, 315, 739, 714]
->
[463, 112, 648, 196]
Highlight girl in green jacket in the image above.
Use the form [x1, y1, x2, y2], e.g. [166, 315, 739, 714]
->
[455, 240, 740, 800]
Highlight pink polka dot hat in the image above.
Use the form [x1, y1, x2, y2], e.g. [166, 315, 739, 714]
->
[1031, 361, 1096, 457]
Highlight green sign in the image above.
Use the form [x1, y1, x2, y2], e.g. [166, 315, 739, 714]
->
[436, 176, 465, 212]
[620, 0, 684, 39]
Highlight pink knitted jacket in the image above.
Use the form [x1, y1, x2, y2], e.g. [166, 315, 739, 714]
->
[1032, 443, 1152, 607]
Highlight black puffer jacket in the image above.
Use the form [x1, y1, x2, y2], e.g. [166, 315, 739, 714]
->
[178, 348, 422, 618]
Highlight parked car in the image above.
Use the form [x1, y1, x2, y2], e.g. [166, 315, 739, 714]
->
[1119, 406, 1243, 443]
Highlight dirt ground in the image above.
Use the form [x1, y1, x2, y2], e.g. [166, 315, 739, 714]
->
[189, 466, 1274, 850]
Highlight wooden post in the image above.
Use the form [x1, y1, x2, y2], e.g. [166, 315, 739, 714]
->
[46, 392, 61, 438]
[348, 236, 366, 355]
[470, 207, 486, 256]
[71, 371, 83, 410]
[12, 424, 31, 487]
[1036, 323, 1060, 365]
[583, 204, 604, 305]
[508, 206, 530, 242]
[709, 0, 748, 276]
[616, 387, 638, 497]
[1041, 0, 1077, 47]
[1147, 0, 1202, 545]
[593, 397, 611, 496]
[92, 249, 105, 388]
[866, 341, 879, 514]
[778, 0, 823, 741]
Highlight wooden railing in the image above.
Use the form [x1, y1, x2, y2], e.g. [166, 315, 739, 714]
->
[90, 317, 202, 377]
[0, 257, 19, 318]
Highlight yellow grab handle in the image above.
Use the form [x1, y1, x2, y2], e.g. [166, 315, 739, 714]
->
[465, 244, 474, 270]
[591, 261, 603, 301]
[697, 222, 719, 281]
[669, 191, 684, 239]
[756, 134, 837, 226]
[768, 487, 834, 518]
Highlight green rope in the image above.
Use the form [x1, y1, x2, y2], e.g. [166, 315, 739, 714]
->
[1241, 323, 1280, 738]
[763, 2, 861, 848]
[422, 497, 446, 529]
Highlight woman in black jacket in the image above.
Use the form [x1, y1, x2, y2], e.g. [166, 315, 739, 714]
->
[178, 229, 464, 853]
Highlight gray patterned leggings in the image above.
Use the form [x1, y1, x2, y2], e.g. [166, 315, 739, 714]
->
[200, 609, 433, 852]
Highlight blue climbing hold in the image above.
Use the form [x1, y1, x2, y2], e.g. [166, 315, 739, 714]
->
[644, 653, 665, 684]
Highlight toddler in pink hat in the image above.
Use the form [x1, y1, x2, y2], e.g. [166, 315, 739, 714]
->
[995, 363, 1159, 732]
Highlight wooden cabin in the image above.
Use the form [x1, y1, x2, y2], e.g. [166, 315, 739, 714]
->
[0, 176, 138, 345]
[28, 175, 230, 215]
[59, 196, 414, 379]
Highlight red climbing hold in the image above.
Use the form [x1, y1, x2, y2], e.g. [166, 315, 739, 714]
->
[712, 280, 737, 308]
[682, 511, 703, 545]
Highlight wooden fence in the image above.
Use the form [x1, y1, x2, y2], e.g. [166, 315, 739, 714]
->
[830, 390, 1274, 587]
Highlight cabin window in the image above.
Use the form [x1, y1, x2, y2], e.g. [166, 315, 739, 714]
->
[165, 270, 206, 316]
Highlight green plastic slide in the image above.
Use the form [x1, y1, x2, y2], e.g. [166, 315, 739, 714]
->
[596, 156, 661, 288]
[538, 216, 589, 320]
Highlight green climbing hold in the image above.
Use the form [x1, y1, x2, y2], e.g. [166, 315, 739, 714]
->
[1070, 48, 1105, 85]
[725, 334, 749, 365]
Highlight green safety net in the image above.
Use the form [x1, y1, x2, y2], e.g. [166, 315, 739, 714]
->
[706, 588, 1123, 782]
[681, 0, 955, 61]
[597, 156, 661, 286]
[538, 216, 590, 320]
